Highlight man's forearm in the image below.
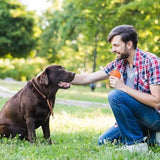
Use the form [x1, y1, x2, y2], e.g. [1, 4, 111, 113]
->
[71, 74, 90, 85]
[121, 85, 160, 109]
[71, 70, 109, 85]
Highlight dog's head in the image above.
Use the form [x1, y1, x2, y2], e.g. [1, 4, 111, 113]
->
[36, 65, 75, 89]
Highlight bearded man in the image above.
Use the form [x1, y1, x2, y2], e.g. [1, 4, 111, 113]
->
[71, 25, 160, 152]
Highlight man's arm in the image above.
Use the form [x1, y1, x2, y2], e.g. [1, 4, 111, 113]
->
[121, 84, 160, 109]
[110, 76, 160, 109]
[71, 70, 109, 85]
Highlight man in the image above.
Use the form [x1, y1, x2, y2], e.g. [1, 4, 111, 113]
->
[70, 25, 160, 152]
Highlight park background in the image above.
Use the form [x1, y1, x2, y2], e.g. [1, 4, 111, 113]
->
[0, 0, 160, 159]
[0, 0, 159, 83]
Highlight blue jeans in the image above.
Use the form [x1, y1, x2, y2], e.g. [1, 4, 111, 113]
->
[98, 89, 160, 145]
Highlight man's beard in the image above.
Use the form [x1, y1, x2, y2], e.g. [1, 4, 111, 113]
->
[117, 47, 129, 61]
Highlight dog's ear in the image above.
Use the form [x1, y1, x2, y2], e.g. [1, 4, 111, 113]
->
[37, 71, 49, 85]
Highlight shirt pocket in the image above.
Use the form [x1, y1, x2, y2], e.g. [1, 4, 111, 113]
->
[138, 75, 150, 91]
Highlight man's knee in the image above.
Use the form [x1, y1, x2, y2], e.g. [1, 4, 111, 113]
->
[108, 89, 129, 109]
[108, 90, 122, 103]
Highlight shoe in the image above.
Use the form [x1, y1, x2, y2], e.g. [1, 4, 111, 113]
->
[156, 131, 160, 146]
[116, 142, 148, 153]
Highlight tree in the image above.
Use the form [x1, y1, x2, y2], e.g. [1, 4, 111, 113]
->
[39, 0, 160, 72]
[39, 0, 113, 71]
[115, 0, 160, 56]
[0, 0, 40, 57]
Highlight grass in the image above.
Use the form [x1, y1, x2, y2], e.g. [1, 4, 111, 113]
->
[0, 81, 160, 159]
[0, 79, 26, 91]
[0, 79, 111, 103]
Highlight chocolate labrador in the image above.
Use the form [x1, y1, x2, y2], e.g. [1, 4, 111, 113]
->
[0, 65, 75, 144]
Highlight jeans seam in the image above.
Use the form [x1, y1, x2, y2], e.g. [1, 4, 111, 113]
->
[151, 120, 160, 130]
[119, 104, 143, 145]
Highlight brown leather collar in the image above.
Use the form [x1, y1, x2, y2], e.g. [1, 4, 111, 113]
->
[31, 79, 53, 116]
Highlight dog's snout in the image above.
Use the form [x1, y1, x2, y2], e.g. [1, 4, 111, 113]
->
[72, 72, 75, 76]
[71, 72, 75, 78]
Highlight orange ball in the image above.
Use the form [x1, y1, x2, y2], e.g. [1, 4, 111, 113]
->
[110, 70, 121, 78]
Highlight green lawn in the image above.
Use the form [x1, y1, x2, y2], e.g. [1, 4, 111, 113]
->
[57, 85, 111, 103]
[0, 82, 160, 159]
[0, 79, 110, 103]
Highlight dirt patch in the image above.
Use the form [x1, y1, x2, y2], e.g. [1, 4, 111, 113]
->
[0, 80, 110, 108]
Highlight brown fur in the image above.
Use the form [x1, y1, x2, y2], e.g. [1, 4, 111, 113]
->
[0, 65, 75, 143]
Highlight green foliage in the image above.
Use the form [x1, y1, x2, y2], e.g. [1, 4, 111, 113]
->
[39, 0, 160, 73]
[0, 57, 48, 81]
[0, 0, 40, 57]
[116, 0, 160, 56]
[1, 0, 159, 75]
[39, 0, 115, 70]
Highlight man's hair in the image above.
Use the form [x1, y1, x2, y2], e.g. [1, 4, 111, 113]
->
[107, 25, 138, 49]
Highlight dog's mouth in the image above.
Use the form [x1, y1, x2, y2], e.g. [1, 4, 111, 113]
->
[58, 81, 71, 89]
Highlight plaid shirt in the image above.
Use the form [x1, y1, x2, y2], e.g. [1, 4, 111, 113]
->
[104, 48, 160, 111]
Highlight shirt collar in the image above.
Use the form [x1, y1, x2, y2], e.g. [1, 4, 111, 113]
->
[115, 48, 140, 67]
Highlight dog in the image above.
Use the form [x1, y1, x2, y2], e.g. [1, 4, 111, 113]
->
[0, 65, 75, 144]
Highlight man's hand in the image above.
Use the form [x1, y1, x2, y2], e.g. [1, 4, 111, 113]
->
[109, 76, 125, 90]
[109, 76, 160, 109]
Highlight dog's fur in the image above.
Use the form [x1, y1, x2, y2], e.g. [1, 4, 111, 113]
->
[0, 65, 75, 143]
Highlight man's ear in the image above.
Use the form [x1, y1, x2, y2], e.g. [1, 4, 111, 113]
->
[37, 71, 49, 85]
[126, 41, 133, 49]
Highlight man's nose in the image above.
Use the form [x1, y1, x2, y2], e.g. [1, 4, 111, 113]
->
[111, 46, 116, 52]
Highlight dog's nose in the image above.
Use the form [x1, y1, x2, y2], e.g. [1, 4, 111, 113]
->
[72, 72, 75, 76]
